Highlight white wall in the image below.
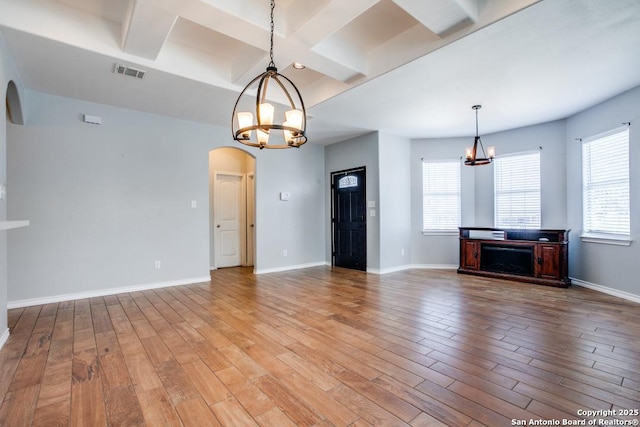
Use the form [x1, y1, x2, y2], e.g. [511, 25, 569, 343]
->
[325, 132, 380, 270]
[7, 90, 325, 304]
[378, 132, 411, 271]
[566, 85, 640, 297]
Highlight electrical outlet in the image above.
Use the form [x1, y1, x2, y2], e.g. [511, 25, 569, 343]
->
[283, 249, 288, 257]
[401, 249, 405, 256]
[154, 260, 161, 269]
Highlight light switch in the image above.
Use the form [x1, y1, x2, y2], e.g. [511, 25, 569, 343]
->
[280, 192, 291, 201]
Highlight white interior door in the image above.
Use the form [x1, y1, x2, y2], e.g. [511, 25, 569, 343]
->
[246, 173, 255, 266]
[214, 173, 245, 268]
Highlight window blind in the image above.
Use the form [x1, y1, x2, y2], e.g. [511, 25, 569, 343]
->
[582, 127, 630, 237]
[422, 160, 461, 231]
[494, 151, 541, 229]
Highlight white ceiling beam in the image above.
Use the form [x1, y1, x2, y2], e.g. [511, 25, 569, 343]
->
[392, 0, 478, 37]
[181, 2, 270, 52]
[283, 0, 381, 82]
[291, 0, 381, 47]
[454, 0, 479, 21]
[198, 0, 270, 28]
[178, 1, 272, 85]
[184, 1, 371, 86]
[121, 0, 178, 60]
[311, 37, 368, 80]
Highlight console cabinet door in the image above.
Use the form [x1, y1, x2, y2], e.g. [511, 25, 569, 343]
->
[536, 244, 560, 280]
[461, 240, 480, 270]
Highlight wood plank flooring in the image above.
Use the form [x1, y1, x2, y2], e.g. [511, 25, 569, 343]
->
[1, 267, 639, 426]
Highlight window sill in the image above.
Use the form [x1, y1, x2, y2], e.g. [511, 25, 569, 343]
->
[580, 234, 632, 246]
[422, 230, 458, 236]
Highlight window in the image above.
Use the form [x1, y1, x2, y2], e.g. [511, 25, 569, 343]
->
[494, 151, 541, 229]
[422, 160, 461, 232]
[338, 175, 358, 188]
[582, 126, 630, 242]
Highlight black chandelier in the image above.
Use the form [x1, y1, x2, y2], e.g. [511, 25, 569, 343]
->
[464, 105, 495, 166]
[231, 0, 307, 149]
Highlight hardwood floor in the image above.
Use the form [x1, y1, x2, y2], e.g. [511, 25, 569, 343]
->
[1, 267, 639, 426]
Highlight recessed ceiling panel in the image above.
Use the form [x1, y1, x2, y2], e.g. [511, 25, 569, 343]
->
[168, 17, 265, 66]
[331, 0, 419, 53]
[54, 0, 129, 23]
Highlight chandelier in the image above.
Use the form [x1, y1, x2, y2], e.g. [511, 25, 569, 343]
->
[231, 0, 307, 149]
[464, 105, 495, 165]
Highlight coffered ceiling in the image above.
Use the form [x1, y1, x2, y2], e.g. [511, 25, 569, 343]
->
[1, 0, 640, 144]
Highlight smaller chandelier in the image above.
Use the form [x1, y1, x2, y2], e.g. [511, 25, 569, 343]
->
[231, 0, 306, 149]
[464, 105, 495, 166]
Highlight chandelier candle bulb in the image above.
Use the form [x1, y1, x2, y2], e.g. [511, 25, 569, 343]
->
[487, 146, 496, 158]
[283, 121, 294, 143]
[285, 109, 303, 131]
[259, 103, 274, 126]
[237, 112, 253, 139]
[465, 147, 473, 160]
[257, 129, 270, 146]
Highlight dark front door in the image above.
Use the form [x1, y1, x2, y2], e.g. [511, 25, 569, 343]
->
[331, 168, 366, 271]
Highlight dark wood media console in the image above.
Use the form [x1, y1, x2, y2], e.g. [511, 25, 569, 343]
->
[458, 227, 570, 287]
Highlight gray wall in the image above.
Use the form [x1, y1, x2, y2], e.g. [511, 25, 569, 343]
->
[324, 132, 412, 273]
[3, 34, 638, 328]
[410, 136, 476, 267]
[474, 120, 567, 229]
[410, 120, 567, 267]
[254, 144, 325, 272]
[378, 132, 411, 271]
[325, 132, 380, 270]
[566, 85, 640, 296]
[7, 90, 325, 303]
[0, 33, 27, 338]
[0, 38, 10, 337]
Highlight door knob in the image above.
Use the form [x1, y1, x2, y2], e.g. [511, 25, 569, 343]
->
[217, 225, 221, 228]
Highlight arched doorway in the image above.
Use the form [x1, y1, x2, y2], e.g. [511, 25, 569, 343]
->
[208, 147, 256, 270]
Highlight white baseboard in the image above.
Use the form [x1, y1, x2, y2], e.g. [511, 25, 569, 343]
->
[571, 277, 640, 304]
[7, 276, 212, 309]
[367, 265, 411, 274]
[0, 328, 9, 351]
[409, 264, 458, 270]
[254, 262, 327, 275]
[368, 264, 457, 274]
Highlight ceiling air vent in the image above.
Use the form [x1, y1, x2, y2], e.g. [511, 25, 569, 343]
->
[113, 63, 146, 79]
